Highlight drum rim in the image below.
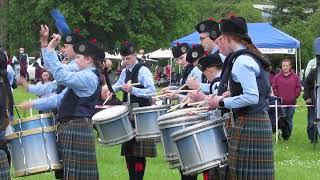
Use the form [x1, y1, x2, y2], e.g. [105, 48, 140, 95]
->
[12, 113, 53, 126]
[171, 118, 226, 141]
[158, 107, 205, 121]
[158, 114, 209, 128]
[181, 155, 228, 175]
[6, 126, 57, 140]
[14, 163, 62, 177]
[92, 105, 129, 122]
[132, 104, 171, 114]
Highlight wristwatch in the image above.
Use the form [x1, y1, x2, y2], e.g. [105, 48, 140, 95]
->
[219, 99, 225, 108]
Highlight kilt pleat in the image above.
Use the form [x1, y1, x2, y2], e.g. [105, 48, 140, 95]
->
[229, 112, 274, 180]
[121, 116, 157, 157]
[57, 119, 98, 180]
[0, 150, 10, 180]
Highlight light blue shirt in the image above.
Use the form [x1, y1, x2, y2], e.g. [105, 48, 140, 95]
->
[27, 58, 79, 96]
[7, 65, 15, 86]
[189, 66, 202, 83]
[113, 61, 156, 97]
[223, 54, 260, 109]
[32, 48, 98, 111]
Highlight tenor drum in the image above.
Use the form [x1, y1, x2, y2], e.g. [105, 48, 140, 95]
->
[132, 104, 170, 140]
[6, 126, 61, 177]
[158, 111, 209, 168]
[171, 118, 229, 175]
[92, 105, 135, 146]
[12, 113, 55, 132]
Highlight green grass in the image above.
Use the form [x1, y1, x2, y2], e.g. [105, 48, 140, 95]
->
[9, 87, 320, 179]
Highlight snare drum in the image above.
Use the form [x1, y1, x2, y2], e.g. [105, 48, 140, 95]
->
[12, 113, 55, 132]
[132, 105, 170, 140]
[92, 105, 135, 147]
[171, 118, 229, 175]
[6, 126, 61, 177]
[158, 112, 208, 168]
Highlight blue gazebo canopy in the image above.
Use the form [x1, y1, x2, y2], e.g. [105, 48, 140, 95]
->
[171, 23, 300, 49]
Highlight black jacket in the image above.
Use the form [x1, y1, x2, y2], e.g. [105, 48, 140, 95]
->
[303, 68, 317, 103]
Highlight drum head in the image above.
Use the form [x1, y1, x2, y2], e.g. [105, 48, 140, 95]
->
[92, 105, 128, 122]
[158, 108, 203, 122]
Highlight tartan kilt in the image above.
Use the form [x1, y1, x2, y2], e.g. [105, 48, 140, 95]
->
[121, 116, 157, 157]
[0, 150, 10, 180]
[57, 119, 99, 180]
[229, 112, 274, 180]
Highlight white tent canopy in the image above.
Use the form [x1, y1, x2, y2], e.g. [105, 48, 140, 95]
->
[146, 49, 173, 59]
[105, 52, 122, 59]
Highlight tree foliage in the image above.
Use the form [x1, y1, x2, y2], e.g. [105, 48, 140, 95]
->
[7, 0, 192, 54]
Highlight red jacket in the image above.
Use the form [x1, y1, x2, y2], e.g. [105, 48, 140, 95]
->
[272, 70, 301, 105]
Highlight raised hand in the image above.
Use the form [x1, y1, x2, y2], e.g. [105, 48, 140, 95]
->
[40, 24, 49, 47]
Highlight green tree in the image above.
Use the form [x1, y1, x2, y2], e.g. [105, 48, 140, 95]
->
[6, 0, 192, 55]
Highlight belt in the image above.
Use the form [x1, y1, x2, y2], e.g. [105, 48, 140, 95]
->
[58, 117, 92, 124]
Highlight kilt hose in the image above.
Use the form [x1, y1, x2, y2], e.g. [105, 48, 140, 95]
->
[121, 115, 157, 180]
[57, 119, 98, 180]
[0, 149, 10, 180]
[229, 112, 274, 180]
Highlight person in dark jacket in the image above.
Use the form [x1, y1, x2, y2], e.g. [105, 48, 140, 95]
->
[303, 68, 318, 143]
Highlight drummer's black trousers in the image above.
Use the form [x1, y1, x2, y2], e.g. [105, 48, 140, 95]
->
[125, 156, 146, 180]
[179, 169, 197, 180]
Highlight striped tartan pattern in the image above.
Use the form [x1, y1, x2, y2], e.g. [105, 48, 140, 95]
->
[121, 116, 157, 157]
[0, 150, 10, 180]
[229, 112, 274, 180]
[57, 119, 98, 180]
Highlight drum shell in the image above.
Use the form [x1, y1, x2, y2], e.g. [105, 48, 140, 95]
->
[12, 113, 55, 132]
[6, 126, 61, 177]
[93, 109, 135, 147]
[171, 118, 229, 175]
[133, 105, 170, 140]
[158, 114, 208, 164]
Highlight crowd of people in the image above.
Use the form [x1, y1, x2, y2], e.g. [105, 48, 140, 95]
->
[0, 12, 319, 180]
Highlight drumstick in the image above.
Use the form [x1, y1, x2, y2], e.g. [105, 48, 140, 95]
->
[113, 83, 141, 88]
[102, 94, 113, 105]
[188, 101, 205, 106]
[176, 76, 196, 90]
[168, 89, 198, 93]
[167, 97, 191, 113]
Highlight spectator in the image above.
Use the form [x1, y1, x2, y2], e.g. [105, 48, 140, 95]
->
[103, 59, 115, 85]
[165, 64, 171, 81]
[12, 50, 20, 78]
[303, 66, 318, 143]
[305, 58, 316, 77]
[272, 58, 302, 133]
[19, 48, 29, 79]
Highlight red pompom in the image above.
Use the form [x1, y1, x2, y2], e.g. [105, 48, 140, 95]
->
[218, 19, 223, 23]
[228, 12, 236, 19]
[204, 51, 209, 56]
[176, 42, 180, 46]
[90, 38, 97, 44]
[74, 28, 81, 33]
[208, 17, 215, 21]
[123, 40, 129, 45]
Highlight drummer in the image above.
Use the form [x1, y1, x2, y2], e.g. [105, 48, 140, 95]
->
[206, 15, 274, 179]
[0, 51, 12, 180]
[188, 52, 223, 102]
[22, 25, 104, 179]
[103, 40, 156, 180]
[162, 42, 202, 103]
[17, 30, 85, 97]
[188, 19, 223, 94]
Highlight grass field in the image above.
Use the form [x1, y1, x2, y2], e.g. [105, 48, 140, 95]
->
[9, 87, 320, 180]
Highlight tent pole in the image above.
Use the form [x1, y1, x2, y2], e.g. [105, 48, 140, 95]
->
[170, 57, 172, 85]
[299, 48, 302, 75]
[295, 49, 298, 74]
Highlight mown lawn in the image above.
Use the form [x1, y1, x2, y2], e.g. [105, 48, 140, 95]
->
[10, 87, 320, 180]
